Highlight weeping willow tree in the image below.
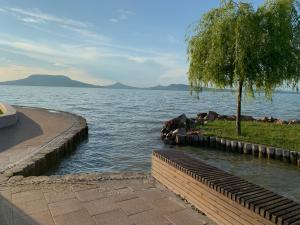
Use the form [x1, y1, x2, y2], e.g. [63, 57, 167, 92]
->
[187, 0, 300, 135]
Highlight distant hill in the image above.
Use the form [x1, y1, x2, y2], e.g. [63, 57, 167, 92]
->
[0, 75, 100, 88]
[148, 84, 189, 91]
[3, 74, 295, 94]
[103, 82, 138, 90]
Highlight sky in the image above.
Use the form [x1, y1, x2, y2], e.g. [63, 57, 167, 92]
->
[0, 0, 264, 87]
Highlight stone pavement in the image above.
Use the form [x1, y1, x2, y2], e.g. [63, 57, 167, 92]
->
[0, 106, 77, 173]
[0, 173, 216, 225]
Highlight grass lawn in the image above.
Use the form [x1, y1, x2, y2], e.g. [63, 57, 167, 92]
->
[199, 120, 300, 151]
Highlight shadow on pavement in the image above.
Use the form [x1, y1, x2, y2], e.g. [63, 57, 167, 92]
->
[0, 194, 39, 225]
[0, 112, 43, 152]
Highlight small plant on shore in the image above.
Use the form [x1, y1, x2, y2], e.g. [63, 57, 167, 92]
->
[187, 0, 300, 135]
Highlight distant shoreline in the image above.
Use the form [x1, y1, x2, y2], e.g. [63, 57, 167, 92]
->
[0, 74, 298, 94]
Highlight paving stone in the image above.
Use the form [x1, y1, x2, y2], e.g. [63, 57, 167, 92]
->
[108, 193, 139, 203]
[49, 198, 83, 217]
[0, 189, 12, 201]
[12, 190, 44, 203]
[83, 198, 119, 216]
[129, 182, 156, 191]
[44, 191, 75, 203]
[118, 197, 153, 216]
[138, 189, 169, 203]
[129, 209, 172, 225]
[13, 210, 55, 225]
[151, 197, 186, 214]
[93, 208, 131, 225]
[114, 186, 133, 192]
[71, 184, 99, 192]
[75, 188, 108, 202]
[53, 209, 95, 225]
[13, 199, 49, 215]
[1, 174, 215, 225]
[165, 208, 212, 225]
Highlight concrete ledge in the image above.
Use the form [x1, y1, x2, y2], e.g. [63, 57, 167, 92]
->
[0, 103, 18, 129]
[176, 134, 300, 168]
[1, 107, 88, 178]
[152, 150, 300, 225]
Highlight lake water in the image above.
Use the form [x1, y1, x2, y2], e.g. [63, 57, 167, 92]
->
[0, 86, 299, 202]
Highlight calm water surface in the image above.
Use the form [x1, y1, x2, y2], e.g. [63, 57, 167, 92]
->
[0, 86, 299, 202]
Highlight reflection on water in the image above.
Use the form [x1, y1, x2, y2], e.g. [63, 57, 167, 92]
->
[178, 146, 300, 203]
[0, 86, 299, 202]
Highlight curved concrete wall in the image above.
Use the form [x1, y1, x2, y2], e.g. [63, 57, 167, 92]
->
[0, 103, 18, 129]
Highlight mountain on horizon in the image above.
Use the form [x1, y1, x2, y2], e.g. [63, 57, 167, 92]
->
[0, 74, 100, 88]
[103, 82, 138, 90]
[148, 84, 189, 91]
[0, 74, 191, 91]
[0, 75, 297, 94]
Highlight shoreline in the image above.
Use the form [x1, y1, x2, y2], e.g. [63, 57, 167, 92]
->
[0, 105, 88, 179]
[162, 112, 300, 168]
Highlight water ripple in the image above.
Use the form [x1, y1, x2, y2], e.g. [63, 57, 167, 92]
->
[0, 86, 299, 202]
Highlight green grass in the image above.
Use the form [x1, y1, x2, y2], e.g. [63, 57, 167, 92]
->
[199, 120, 300, 151]
[0, 109, 2, 114]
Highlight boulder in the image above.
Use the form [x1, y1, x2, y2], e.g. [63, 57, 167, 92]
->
[275, 119, 287, 125]
[172, 128, 186, 136]
[161, 127, 169, 134]
[205, 111, 218, 121]
[197, 112, 207, 119]
[240, 115, 254, 121]
[217, 115, 227, 120]
[258, 116, 268, 122]
[164, 114, 187, 131]
[186, 118, 196, 129]
[195, 117, 204, 126]
[288, 119, 300, 125]
[227, 115, 236, 121]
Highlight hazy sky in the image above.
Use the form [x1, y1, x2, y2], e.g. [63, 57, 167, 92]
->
[0, 0, 263, 87]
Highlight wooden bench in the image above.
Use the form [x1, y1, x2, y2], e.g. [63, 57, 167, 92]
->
[152, 150, 300, 225]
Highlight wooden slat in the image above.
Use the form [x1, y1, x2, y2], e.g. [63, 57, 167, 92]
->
[152, 161, 273, 225]
[152, 150, 300, 225]
[152, 157, 275, 225]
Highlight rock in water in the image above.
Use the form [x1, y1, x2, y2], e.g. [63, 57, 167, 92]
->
[205, 111, 218, 121]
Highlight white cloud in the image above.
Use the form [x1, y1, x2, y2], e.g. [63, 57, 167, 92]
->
[118, 9, 135, 15]
[109, 18, 118, 23]
[158, 67, 188, 85]
[60, 25, 110, 43]
[9, 7, 89, 28]
[20, 17, 44, 24]
[0, 33, 182, 69]
[127, 56, 147, 63]
[109, 9, 135, 23]
[4, 7, 110, 45]
[0, 64, 113, 85]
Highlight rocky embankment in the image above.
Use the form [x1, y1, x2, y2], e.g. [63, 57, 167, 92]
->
[161, 111, 300, 145]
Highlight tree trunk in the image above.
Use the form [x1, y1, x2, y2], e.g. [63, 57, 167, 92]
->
[236, 80, 243, 136]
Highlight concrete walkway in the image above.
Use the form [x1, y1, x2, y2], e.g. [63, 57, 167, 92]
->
[0, 173, 216, 225]
[0, 106, 75, 173]
[0, 107, 216, 224]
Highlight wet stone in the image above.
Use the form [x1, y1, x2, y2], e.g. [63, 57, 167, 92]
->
[259, 145, 267, 158]
[252, 144, 259, 156]
[275, 148, 283, 160]
[267, 147, 275, 159]
[243, 143, 252, 154]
